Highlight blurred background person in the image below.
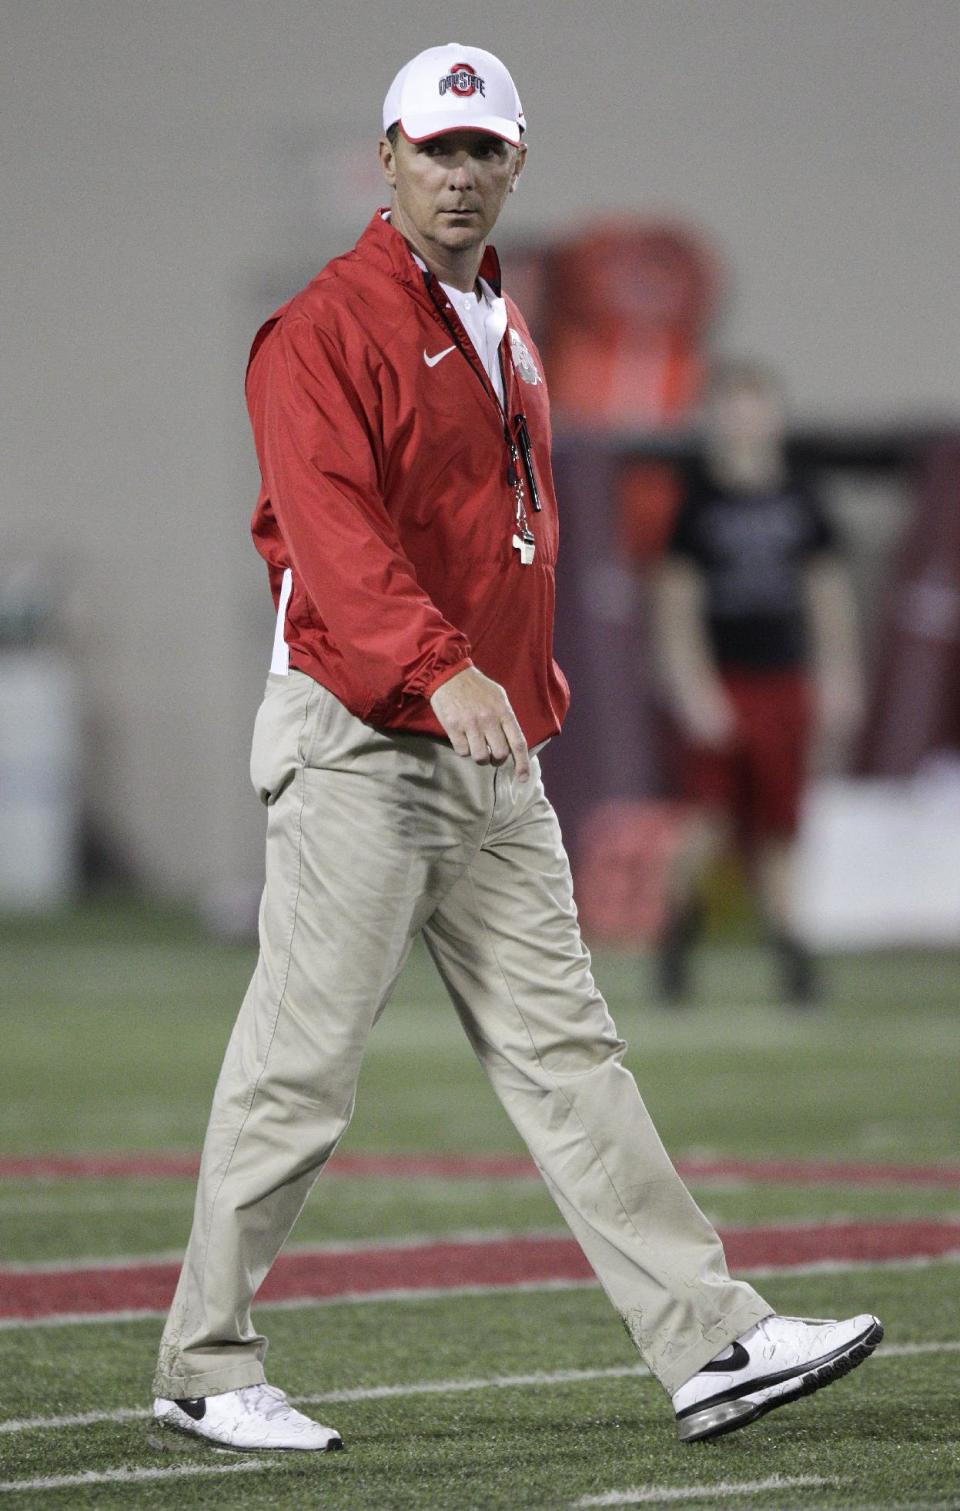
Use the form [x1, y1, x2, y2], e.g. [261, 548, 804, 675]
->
[652, 359, 863, 1007]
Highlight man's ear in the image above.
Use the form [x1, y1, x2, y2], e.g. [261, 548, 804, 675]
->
[379, 136, 397, 189]
[509, 141, 528, 193]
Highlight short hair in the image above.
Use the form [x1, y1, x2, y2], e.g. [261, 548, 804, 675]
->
[383, 120, 523, 148]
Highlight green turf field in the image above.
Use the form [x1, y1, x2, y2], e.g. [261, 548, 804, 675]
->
[1, 903, 958, 1508]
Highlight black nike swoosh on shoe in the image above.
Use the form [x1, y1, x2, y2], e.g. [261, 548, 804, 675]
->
[676, 1318, 883, 1418]
[699, 1340, 751, 1372]
[174, 1397, 207, 1420]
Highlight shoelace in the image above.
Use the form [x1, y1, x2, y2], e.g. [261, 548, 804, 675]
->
[753, 1314, 835, 1360]
[754, 1318, 779, 1358]
[238, 1383, 295, 1422]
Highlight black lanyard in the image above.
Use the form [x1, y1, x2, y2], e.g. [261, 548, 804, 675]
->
[426, 276, 542, 562]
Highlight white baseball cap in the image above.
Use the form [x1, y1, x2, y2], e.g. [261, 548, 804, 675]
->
[382, 44, 525, 146]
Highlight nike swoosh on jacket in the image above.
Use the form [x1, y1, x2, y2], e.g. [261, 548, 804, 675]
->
[423, 345, 456, 367]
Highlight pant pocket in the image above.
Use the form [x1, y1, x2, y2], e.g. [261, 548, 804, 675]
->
[299, 679, 339, 768]
[249, 674, 315, 805]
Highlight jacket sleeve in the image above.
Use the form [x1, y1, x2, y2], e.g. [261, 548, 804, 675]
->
[247, 310, 472, 710]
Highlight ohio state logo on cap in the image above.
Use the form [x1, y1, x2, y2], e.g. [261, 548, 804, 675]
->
[439, 62, 486, 98]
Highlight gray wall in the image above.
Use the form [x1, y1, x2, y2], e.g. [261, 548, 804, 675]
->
[3, 0, 958, 908]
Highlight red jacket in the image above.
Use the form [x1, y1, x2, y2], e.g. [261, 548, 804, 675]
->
[246, 210, 570, 745]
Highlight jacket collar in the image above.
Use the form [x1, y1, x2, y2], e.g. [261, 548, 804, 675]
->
[355, 209, 503, 298]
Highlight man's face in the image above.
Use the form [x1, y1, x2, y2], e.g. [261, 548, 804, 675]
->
[708, 385, 785, 451]
[379, 128, 525, 256]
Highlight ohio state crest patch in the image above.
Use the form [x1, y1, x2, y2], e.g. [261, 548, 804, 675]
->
[439, 63, 485, 98]
[509, 328, 540, 385]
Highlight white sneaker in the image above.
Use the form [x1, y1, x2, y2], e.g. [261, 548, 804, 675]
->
[153, 1382, 343, 1451]
[672, 1312, 883, 1443]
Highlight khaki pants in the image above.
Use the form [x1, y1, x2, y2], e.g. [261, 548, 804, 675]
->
[154, 671, 770, 1400]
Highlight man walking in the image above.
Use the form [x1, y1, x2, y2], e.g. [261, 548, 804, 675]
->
[153, 43, 881, 1452]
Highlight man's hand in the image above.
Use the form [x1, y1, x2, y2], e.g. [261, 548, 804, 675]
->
[807, 559, 864, 767]
[430, 667, 531, 782]
[812, 668, 865, 770]
[654, 560, 736, 750]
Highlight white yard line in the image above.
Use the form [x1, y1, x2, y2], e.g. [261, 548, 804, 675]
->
[574, 1475, 833, 1506]
[738, 1250, 960, 1280]
[0, 1406, 152, 1434]
[876, 1339, 960, 1356]
[1, 1249, 189, 1273]
[0, 1304, 173, 1331]
[0, 1191, 195, 1217]
[1, 1341, 956, 1438]
[0, 1364, 653, 1438]
[0, 1460, 268, 1494]
[299, 1362, 651, 1406]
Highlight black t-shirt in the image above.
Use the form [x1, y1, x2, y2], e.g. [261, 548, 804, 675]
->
[666, 470, 838, 670]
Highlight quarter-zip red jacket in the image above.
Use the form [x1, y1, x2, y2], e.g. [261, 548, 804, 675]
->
[246, 210, 570, 744]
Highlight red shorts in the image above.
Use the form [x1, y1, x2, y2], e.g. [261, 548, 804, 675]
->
[677, 670, 813, 841]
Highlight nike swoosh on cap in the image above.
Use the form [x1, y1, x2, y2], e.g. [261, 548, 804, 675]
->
[423, 345, 457, 367]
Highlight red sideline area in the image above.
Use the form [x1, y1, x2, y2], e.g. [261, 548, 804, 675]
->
[3, 1222, 959, 1321]
[1, 1152, 959, 1186]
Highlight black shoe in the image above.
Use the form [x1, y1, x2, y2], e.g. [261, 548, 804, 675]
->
[655, 901, 702, 1004]
[775, 935, 820, 1008]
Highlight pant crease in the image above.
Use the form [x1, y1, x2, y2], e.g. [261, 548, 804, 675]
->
[461, 864, 662, 1275]
[190, 756, 311, 1347]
